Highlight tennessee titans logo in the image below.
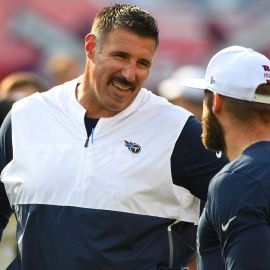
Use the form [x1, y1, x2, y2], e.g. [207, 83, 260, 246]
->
[124, 140, 141, 154]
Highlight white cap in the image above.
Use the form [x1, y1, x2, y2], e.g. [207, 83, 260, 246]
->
[157, 65, 205, 102]
[181, 46, 270, 104]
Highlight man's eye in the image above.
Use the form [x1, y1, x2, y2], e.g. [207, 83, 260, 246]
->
[138, 61, 150, 69]
[114, 53, 126, 59]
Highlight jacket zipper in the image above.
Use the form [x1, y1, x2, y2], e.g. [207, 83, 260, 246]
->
[167, 220, 181, 268]
[84, 128, 95, 147]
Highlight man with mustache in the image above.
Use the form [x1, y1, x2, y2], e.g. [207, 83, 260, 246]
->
[183, 45, 270, 269]
[0, 4, 227, 270]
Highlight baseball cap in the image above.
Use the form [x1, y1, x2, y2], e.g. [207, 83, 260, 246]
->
[157, 65, 205, 102]
[181, 46, 270, 104]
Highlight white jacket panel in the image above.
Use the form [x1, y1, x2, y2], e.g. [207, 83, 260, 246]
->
[2, 78, 200, 224]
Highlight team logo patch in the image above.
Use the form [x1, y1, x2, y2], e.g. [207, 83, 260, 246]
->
[210, 76, 215, 84]
[263, 65, 270, 84]
[216, 151, 222, 158]
[124, 140, 141, 154]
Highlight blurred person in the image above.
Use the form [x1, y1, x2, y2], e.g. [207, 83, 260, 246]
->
[157, 65, 205, 121]
[0, 4, 228, 270]
[0, 101, 16, 270]
[183, 46, 270, 269]
[0, 100, 14, 126]
[46, 54, 83, 86]
[0, 72, 46, 101]
[0, 214, 16, 270]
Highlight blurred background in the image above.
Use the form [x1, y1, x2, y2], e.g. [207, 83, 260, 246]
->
[1, 0, 270, 91]
[1, 0, 270, 268]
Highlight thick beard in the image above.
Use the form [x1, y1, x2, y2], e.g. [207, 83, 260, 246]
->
[202, 108, 226, 154]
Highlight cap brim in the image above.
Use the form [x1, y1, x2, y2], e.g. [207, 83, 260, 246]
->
[180, 78, 207, 90]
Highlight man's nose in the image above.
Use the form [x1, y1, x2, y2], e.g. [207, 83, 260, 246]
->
[121, 61, 136, 82]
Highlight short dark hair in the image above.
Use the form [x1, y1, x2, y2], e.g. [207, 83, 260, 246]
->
[91, 4, 159, 48]
[1, 72, 46, 96]
[222, 84, 270, 123]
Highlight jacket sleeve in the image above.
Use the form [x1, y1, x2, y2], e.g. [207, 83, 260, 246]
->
[171, 116, 228, 201]
[0, 113, 14, 240]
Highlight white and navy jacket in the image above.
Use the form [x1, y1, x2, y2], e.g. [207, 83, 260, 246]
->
[0, 78, 228, 270]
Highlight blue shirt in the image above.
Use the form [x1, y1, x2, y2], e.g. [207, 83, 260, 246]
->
[198, 141, 270, 270]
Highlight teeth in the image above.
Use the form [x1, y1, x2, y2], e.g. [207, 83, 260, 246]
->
[112, 81, 130, 91]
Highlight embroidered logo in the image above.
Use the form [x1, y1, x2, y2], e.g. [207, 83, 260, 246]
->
[210, 76, 216, 84]
[216, 151, 222, 158]
[263, 65, 270, 84]
[221, 216, 237, 232]
[124, 140, 141, 154]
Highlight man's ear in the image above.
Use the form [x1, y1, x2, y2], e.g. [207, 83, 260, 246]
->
[85, 34, 96, 58]
[213, 93, 222, 113]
